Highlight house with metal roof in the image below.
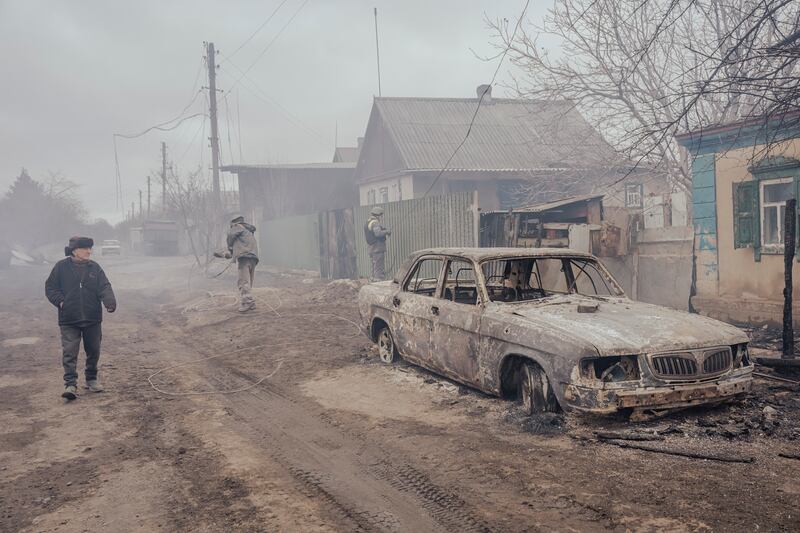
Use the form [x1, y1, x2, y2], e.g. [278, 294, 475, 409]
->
[354, 86, 643, 211]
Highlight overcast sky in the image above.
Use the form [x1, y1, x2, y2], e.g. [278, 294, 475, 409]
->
[0, 0, 548, 223]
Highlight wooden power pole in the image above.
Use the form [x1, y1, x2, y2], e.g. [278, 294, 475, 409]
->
[147, 176, 151, 218]
[206, 41, 222, 211]
[161, 142, 167, 214]
[783, 198, 796, 358]
[138, 189, 143, 221]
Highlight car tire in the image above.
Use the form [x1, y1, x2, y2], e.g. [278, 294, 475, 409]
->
[518, 361, 560, 414]
[376, 326, 398, 364]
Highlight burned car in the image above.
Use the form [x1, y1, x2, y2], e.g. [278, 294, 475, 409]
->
[358, 248, 753, 415]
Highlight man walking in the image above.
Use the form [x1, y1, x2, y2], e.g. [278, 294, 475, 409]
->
[364, 206, 391, 281]
[45, 236, 116, 400]
[226, 215, 259, 312]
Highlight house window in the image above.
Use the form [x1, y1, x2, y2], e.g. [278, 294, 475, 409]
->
[379, 186, 389, 203]
[760, 178, 794, 248]
[367, 189, 376, 205]
[625, 183, 643, 208]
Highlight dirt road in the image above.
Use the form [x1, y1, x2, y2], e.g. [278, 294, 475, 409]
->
[1, 256, 799, 532]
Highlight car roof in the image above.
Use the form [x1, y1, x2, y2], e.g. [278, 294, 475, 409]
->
[407, 247, 597, 262]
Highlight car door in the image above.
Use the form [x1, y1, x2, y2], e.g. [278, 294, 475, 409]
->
[391, 256, 445, 367]
[429, 258, 482, 385]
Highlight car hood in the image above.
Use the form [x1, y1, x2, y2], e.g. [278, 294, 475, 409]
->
[502, 295, 748, 356]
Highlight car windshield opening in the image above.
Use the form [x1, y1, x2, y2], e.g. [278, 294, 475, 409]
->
[481, 257, 621, 302]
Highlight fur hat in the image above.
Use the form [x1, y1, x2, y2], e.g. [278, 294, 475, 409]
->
[230, 215, 245, 224]
[64, 236, 94, 256]
[370, 206, 384, 216]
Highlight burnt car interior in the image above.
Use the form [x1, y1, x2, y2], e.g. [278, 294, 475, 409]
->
[482, 257, 620, 302]
[404, 257, 443, 296]
[404, 257, 480, 305]
[443, 260, 479, 305]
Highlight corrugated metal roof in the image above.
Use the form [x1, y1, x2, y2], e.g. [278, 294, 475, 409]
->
[332, 147, 360, 163]
[517, 193, 605, 213]
[374, 97, 620, 172]
[221, 162, 356, 172]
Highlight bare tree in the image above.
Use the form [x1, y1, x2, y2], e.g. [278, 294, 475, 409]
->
[165, 167, 223, 269]
[490, 0, 800, 191]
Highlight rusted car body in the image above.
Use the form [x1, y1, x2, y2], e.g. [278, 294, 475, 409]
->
[358, 248, 753, 414]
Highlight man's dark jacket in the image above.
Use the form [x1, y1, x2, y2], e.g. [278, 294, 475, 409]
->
[45, 258, 116, 326]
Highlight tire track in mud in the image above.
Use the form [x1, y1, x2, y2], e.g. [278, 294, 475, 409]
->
[204, 365, 492, 532]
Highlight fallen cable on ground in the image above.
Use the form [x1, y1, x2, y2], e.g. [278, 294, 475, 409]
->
[594, 431, 665, 442]
[753, 371, 800, 386]
[602, 440, 755, 463]
[149, 287, 363, 396]
[778, 452, 800, 461]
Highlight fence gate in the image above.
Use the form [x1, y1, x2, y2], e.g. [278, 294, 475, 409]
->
[354, 191, 478, 279]
[318, 208, 357, 279]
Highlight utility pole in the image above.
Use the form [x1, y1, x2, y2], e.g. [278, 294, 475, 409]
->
[161, 142, 167, 215]
[374, 8, 382, 97]
[139, 189, 143, 221]
[131, 202, 135, 222]
[206, 41, 222, 211]
[147, 176, 151, 218]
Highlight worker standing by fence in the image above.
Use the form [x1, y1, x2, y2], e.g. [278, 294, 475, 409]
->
[364, 206, 391, 281]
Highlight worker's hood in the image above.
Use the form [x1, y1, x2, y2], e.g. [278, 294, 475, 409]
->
[237, 223, 256, 233]
[501, 294, 748, 356]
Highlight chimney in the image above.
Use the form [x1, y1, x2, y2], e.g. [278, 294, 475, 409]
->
[477, 84, 492, 104]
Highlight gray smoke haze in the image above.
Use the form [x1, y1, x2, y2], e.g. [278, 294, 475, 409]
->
[0, 0, 545, 224]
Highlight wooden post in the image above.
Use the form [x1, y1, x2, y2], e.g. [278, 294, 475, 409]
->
[783, 198, 796, 358]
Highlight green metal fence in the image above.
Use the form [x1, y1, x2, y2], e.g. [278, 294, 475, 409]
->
[258, 192, 478, 277]
[354, 191, 478, 279]
[260, 213, 319, 271]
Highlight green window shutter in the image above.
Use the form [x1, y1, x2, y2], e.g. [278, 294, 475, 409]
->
[733, 181, 757, 248]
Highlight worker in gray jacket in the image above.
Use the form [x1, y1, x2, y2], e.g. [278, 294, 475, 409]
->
[364, 206, 391, 280]
[226, 215, 259, 312]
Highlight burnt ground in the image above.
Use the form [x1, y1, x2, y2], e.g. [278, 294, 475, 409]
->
[1, 255, 799, 532]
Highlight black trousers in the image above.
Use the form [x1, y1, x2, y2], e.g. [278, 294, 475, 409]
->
[60, 323, 102, 386]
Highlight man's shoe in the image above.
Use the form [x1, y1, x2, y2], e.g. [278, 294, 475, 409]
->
[238, 302, 251, 313]
[85, 380, 104, 393]
[62, 385, 77, 400]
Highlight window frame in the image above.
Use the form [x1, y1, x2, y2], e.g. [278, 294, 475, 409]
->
[401, 256, 446, 298]
[625, 183, 643, 208]
[441, 258, 480, 305]
[759, 177, 794, 253]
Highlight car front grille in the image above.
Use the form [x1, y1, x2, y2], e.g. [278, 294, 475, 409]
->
[651, 355, 697, 377]
[703, 349, 732, 375]
[649, 347, 732, 380]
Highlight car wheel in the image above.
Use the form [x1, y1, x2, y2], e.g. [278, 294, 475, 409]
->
[376, 326, 397, 364]
[518, 361, 560, 414]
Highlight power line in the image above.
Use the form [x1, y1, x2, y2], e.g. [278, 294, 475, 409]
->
[236, 88, 244, 163]
[114, 111, 207, 139]
[217, 62, 327, 144]
[227, 0, 293, 59]
[223, 93, 236, 165]
[226, 0, 311, 93]
[424, 0, 531, 197]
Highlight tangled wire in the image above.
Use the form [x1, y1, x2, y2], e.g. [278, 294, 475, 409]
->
[148, 288, 363, 396]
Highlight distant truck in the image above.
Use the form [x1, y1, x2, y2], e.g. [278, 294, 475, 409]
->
[142, 220, 179, 256]
[100, 239, 121, 256]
